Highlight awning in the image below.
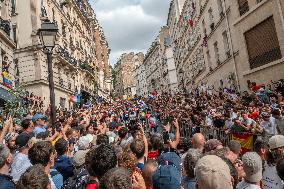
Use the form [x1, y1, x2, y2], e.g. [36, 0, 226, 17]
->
[0, 87, 17, 102]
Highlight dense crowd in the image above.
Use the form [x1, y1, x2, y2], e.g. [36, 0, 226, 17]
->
[0, 80, 284, 189]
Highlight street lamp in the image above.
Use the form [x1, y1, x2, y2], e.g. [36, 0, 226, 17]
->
[37, 21, 58, 128]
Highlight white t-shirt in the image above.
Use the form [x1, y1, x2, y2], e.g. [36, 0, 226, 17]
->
[231, 112, 238, 119]
[205, 116, 213, 126]
[10, 152, 32, 181]
[262, 161, 283, 189]
[236, 180, 261, 189]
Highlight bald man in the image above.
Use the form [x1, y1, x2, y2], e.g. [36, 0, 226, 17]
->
[192, 133, 205, 151]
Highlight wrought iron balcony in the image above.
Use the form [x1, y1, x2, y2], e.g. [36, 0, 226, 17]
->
[0, 17, 11, 36]
[59, 78, 64, 87]
[56, 46, 78, 67]
[75, 0, 91, 20]
[56, 46, 96, 76]
[68, 82, 72, 90]
[79, 61, 94, 73]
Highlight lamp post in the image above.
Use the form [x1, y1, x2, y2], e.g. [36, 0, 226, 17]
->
[37, 21, 58, 128]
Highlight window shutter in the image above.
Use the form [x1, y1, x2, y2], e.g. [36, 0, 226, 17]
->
[245, 16, 282, 69]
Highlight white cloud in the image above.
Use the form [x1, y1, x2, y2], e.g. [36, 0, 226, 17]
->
[90, 0, 171, 65]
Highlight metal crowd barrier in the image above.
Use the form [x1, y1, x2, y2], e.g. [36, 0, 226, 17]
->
[179, 120, 270, 147]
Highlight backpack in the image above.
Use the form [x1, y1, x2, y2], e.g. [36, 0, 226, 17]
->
[62, 168, 89, 189]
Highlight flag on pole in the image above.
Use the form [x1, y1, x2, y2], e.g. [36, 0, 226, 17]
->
[232, 133, 254, 155]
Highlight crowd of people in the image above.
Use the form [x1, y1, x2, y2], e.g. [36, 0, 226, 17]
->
[0, 80, 283, 189]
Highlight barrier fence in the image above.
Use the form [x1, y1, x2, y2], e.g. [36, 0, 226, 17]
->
[179, 120, 270, 149]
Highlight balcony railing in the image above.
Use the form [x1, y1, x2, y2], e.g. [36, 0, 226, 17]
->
[56, 46, 96, 76]
[68, 83, 72, 90]
[0, 17, 11, 36]
[56, 46, 78, 67]
[75, 0, 91, 20]
[59, 78, 64, 87]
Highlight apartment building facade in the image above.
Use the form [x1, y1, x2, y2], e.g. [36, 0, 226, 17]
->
[169, 0, 284, 93]
[144, 26, 170, 95]
[232, 0, 284, 91]
[0, 0, 17, 106]
[134, 62, 148, 97]
[114, 52, 144, 98]
[11, 0, 110, 109]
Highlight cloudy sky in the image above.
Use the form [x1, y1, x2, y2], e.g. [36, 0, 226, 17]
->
[89, 0, 171, 66]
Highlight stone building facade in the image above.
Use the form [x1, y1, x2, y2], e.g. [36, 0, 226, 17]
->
[114, 52, 144, 98]
[144, 26, 170, 95]
[0, 0, 17, 106]
[11, 0, 110, 109]
[168, 0, 284, 93]
[232, 0, 284, 91]
[134, 62, 148, 97]
[164, 37, 179, 95]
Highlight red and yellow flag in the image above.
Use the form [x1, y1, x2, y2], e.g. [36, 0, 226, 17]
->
[232, 133, 254, 154]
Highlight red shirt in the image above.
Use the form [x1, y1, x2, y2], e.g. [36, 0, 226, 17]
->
[248, 111, 259, 121]
[148, 150, 159, 160]
[251, 84, 264, 92]
[86, 184, 97, 189]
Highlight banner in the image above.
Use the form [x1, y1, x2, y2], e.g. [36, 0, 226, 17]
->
[232, 133, 254, 154]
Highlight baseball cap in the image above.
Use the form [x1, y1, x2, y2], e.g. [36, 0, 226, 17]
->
[32, 114, 47, 123]
[73, 149, 89, 167]
[16, 133, 33, 148]
[77, 135, 93, 150]
[152, 165, 181, 189]
[269, 135, 284, 149]
[158, 152, 181, 171]
[4, 132, 18, 143]
[195, 155, 233, 189]
[242, 152, 262, 183]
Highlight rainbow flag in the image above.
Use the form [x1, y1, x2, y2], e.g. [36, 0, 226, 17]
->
[232, 133, 254, 154]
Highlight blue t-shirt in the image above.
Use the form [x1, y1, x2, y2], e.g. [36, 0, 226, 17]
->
[33, 126, 46, 135]
[137, 163, 144, 171]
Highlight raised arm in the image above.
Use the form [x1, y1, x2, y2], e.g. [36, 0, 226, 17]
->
[170, 118, 180, 149]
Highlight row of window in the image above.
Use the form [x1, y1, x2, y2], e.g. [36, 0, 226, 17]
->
[206, 30, 230, 70]
[238, 0, 263, 16]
